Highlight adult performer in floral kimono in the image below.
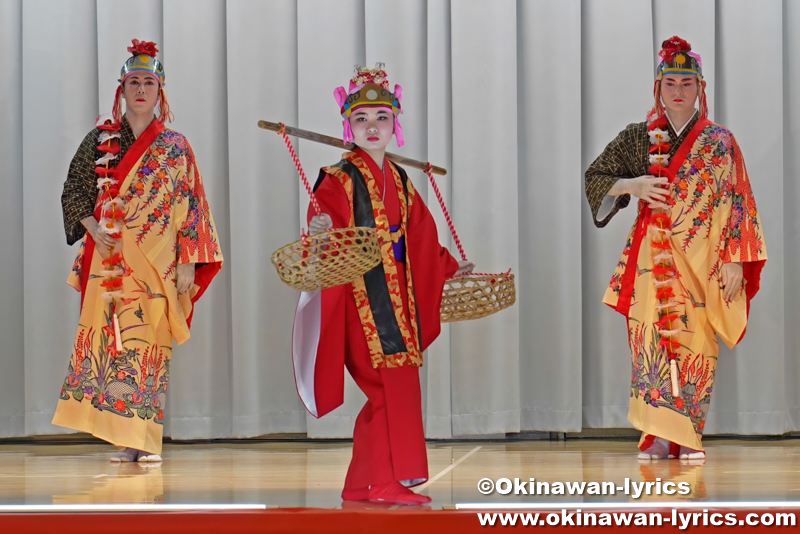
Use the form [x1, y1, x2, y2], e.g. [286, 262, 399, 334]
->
[585, 37, 767, 461]
[55, 39, 223, 462]
[293, 65, 472, 503]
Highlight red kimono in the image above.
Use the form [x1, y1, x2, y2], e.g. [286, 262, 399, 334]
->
[292, 148, 458, 495]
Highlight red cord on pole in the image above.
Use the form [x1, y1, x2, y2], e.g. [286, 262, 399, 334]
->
[424, 162, 467, 261]
[278, 123, 321, 216]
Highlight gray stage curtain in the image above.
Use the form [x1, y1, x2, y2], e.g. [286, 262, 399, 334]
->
[0, 0, 796, 440]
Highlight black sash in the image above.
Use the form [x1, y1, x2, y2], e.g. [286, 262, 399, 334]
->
[314, 161, 413, 356]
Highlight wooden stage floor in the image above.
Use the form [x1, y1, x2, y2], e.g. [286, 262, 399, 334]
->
[1, 439, 798, 508]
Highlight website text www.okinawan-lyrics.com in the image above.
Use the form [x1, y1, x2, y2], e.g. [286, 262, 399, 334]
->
[471, 478, 796, 528]
[475, 509, 796, 529]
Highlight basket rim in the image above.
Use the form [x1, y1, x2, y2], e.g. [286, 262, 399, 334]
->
[445, 271, 514, 282]
[270, 227, 383, 292]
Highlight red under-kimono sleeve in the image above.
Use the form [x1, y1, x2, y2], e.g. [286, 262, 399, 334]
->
[303, 173, 351, 417]
[407, 194, 459, 351]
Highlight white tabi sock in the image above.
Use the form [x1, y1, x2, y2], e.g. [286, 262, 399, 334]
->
[137, 450, 163, 462]
[637, 437, 670, 460]
[110, 448, 139, 463]
[679, 446, 705, 460]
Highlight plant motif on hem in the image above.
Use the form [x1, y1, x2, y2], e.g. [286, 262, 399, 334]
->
[631, 325, 672, 406]
[679, 353, 713, 433]
[125, 344, 170, 424]
[61, 305, 124, 411]
[629, 324, 708, 434]
[60, 300, 171, 424]
[60, 327, 96, 402]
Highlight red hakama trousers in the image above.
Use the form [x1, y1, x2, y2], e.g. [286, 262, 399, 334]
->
[342, 259, 428, 492]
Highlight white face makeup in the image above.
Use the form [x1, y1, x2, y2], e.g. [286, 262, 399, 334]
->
[123, 73, 160, 117]
[349, 107, 394, 151]
[660, 74, 700, 115]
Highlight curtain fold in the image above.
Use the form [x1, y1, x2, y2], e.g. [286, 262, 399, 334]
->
[709, 0, 786, 435]
[226, 0, 307, 439]
[21, 0, 98, 435]
[783, 0, 800, 432]
[297, 0, 367, 438]
[0, 0, 793, 440]
[449, 0, 521, 437]
[518, 0, 582, 432]
[162, 0, 235, 439]
[579, 0, 654, 429]
[423, 0, 454, 440]
[0, 0, 25, 438]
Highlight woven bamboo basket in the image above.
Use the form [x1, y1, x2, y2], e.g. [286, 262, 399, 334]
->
[420, 163, 517, 322]
[440, 272, 516, 322]
[269, 124, 382, 292]
[271, 227, 381, 292]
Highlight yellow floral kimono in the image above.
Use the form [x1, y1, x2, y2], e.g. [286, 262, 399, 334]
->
[586, 117, 767, 452]
[53, 119, 223, 454]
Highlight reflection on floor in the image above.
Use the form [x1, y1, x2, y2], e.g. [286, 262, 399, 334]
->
[0, 439, 798, 508]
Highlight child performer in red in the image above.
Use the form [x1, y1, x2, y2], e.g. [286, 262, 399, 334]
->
[292, 65, 473, 504]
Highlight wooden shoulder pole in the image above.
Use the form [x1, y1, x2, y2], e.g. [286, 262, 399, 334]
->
[258, 120, 447, 176]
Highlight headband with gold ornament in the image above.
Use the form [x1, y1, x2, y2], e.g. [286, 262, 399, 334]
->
[333, 64, 405, 147]
[120, 39, 165, 85]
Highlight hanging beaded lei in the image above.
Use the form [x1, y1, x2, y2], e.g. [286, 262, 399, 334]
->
[646, 115, 683, 397]
[644, 36, 710, 399]
[95, 114, 125, 355]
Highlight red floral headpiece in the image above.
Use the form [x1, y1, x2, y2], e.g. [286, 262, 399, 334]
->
[658, 36, 691, 63]
[348, 65, 391, 92]
[127, 39, 159, 58]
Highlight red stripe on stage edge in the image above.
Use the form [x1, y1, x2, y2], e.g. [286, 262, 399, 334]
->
[0, 507, 797, 533]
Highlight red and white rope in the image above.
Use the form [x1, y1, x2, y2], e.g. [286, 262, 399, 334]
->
[424, 162, 467, 261]
[278, 123, 321, 216]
